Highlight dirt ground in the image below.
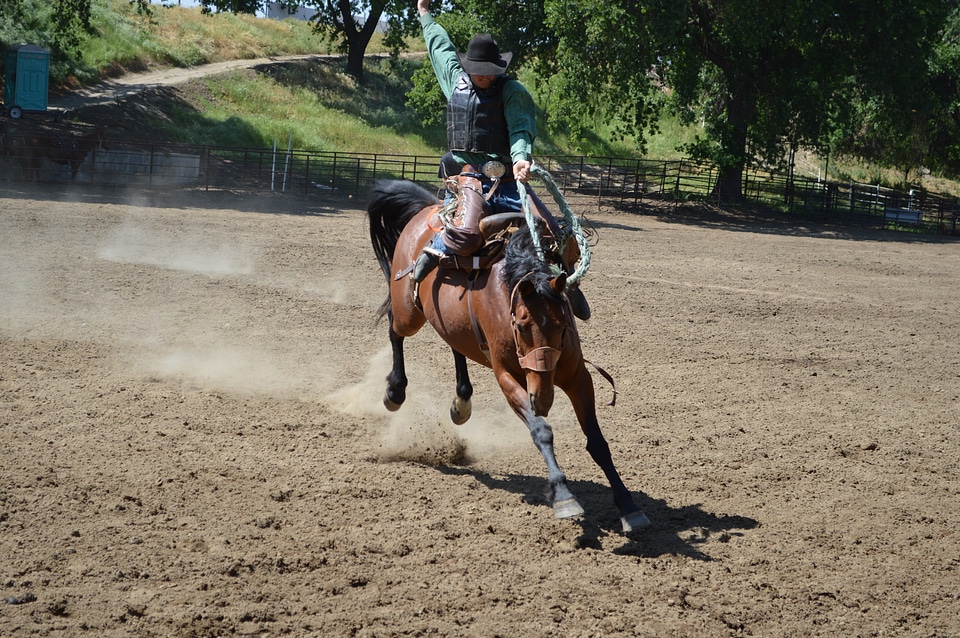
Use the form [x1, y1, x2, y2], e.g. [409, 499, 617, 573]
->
[1, 181, 958, 638]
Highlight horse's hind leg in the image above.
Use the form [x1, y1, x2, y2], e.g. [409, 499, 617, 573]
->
[564, 371, 650, 532]
[450, 350, 473, 425]
[383, 320, 408, 411]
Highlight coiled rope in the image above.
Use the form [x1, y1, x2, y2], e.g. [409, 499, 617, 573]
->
[517, 161, 591, 286]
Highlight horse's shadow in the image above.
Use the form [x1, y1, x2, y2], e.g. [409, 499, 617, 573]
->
[435, 465, 757, 560]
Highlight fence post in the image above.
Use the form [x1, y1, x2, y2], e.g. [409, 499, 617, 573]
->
[634, 159, 641, 208]
[354, 157, 362, 197]
[304, 155, 310, 196]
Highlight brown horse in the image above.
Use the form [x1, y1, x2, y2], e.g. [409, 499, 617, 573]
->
[7, 129, 106, 180]
[368, 172, 650, 532]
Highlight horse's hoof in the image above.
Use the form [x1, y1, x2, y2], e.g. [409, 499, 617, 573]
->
[383, 394, 402, 412]
[450, 396, 472, 425]
[621, 510, 651, 532]
[553, 498, 585, 519]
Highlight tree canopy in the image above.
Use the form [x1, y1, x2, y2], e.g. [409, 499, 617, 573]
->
[408, 0, 957, 196]
[541, 0, 955, 198]
[0, 0, 92, 80]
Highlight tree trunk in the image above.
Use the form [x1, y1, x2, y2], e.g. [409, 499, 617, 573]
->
[346, 41, 366, 79]
[339, 0, 385, 80]
[713, 165, 744, 202]
[711, 82, 752, 202]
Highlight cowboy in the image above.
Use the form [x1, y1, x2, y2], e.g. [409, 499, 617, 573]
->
[412, 0, 535, 273]
[413, 0, 590, 320]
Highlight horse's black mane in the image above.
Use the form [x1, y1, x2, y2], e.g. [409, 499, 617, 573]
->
[500, 227, 565, 303]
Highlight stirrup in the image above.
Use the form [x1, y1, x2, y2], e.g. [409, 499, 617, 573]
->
[412, 250, 440, 283]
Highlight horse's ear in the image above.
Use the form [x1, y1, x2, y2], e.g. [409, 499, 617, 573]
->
[550, 273, 567, 295]
[518, 279, 537, 298]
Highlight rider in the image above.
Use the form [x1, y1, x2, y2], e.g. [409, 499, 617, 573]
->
[412, 0, 533, 269]
[413, 0, 590, 320]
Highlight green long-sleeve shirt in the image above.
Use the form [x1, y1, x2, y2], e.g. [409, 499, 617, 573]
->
[420, 13, 536, 168]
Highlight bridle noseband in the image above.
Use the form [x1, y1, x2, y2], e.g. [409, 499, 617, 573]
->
[510, 272, 566, 372]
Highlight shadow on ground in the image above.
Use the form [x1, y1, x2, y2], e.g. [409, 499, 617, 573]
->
[436, 465, 758, 560]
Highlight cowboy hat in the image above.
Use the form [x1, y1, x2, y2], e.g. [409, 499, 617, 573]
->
[457, 33, 512, 76]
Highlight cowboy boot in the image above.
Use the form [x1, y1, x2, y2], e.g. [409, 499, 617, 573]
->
[567, 285, 591, 320]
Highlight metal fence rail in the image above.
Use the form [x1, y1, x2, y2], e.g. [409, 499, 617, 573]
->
[3, 139, 958, 235]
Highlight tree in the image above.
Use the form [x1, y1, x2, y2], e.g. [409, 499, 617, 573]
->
[0, 0, 93, 81]
[287, 0, 424, 79]
[543, 0, 954, 200]
[929, 6, 960, 178]
[195, 0, 418, 79]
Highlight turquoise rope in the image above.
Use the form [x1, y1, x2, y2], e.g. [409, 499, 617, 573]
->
[517, 161, 591, 286]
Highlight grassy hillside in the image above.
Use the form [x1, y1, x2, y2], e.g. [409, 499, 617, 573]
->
[72, 0, 695, 160]
[79, 0, 332, 84]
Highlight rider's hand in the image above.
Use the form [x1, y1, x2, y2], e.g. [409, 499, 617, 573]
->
[513, 159, 532, 183]
[417, 0, 430, 16]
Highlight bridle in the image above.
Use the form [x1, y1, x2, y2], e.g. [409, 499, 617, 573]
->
[509, 272, 566, 372]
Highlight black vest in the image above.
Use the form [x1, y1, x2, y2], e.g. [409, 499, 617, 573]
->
[446, 73, 511, 155]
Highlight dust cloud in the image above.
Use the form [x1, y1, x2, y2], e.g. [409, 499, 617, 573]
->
[327, 347, 532, 465]
[97, 212, 256, 276]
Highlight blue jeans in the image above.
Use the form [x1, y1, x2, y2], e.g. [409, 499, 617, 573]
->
[442, 180, 523, 213]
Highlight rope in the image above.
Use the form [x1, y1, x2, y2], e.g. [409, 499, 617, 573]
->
[517, 161, 591, 286]
[516, 175, 546, 263]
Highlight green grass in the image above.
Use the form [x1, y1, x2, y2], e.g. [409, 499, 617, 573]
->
[75, 1, 705, 159]
[151, 58, 445, 154]
[84, 0, 331, 73]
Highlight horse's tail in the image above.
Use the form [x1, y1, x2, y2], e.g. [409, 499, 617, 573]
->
[367, 179, 439, 319]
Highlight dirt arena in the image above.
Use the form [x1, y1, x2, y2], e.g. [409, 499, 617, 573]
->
[1, 183, 958, 637]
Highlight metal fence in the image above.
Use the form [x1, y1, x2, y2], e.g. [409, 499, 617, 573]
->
[3, 138, 959, 235]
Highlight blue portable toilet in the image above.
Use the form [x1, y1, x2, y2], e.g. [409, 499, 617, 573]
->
[4, 44, 50, 119]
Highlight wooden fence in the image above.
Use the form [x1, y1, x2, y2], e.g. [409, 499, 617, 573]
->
[3, 139, 959, 235]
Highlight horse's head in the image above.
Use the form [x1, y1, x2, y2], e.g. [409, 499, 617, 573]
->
[510, 270, 569, 416]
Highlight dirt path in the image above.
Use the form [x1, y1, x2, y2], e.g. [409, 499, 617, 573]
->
[50, 51, 423, 112]
[50, 54, 325, 110]
[1, 185, 958, 637]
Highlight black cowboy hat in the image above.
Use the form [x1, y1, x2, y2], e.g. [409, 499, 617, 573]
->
[457, 33, 512, 76]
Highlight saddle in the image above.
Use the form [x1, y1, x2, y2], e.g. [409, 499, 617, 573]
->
[436, 212, 526, 272]
[431, 168, 580, 277]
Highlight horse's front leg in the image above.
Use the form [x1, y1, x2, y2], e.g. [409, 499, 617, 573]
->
[450, 350, 473, 425]
[497, 369, 584, 519]
[563, 366, 650, 532]
[383, 316, 408, 411]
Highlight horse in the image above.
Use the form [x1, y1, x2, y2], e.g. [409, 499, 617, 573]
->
[368, 171, 650, 532]
[7, 129, 106, 180]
